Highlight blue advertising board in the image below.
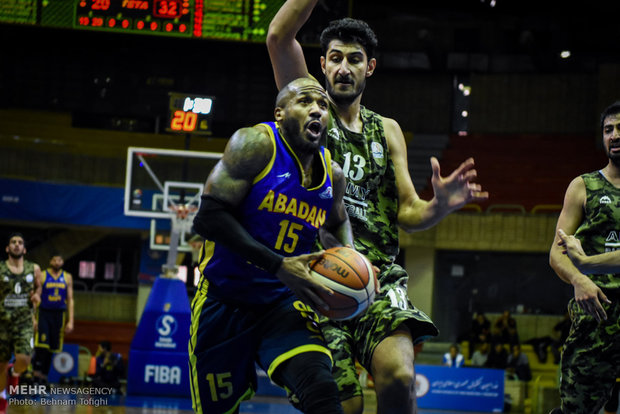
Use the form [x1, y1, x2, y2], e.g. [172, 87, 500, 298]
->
[130, 277, 191, 353]
[48, 343, 79, 383]
[416, 365, 505, 412]
[127, 277, 191, 397]
[126, 349, 191, 397]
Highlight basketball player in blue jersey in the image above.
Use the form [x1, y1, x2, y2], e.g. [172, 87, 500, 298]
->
[32, 253, 74, 385]
[189, 77, 352, 414]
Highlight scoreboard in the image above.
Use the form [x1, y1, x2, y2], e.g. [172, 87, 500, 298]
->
[166, 93, 214, 135]
[0, 0, 286, 42]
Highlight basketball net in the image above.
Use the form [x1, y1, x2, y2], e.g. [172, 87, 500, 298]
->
[162, 204, 198, 279]
[170, 204, 198, 235]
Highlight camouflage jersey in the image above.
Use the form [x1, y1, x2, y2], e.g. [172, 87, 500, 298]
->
[0, 260, 37, 316]
[323, 105, 399, 269]
[574, 170, 620, 289]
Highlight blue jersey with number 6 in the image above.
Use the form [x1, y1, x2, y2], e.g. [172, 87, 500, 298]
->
[198, 121, 334, 304]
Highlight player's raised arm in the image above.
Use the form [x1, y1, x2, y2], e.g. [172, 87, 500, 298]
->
[266, 0, 316, 90]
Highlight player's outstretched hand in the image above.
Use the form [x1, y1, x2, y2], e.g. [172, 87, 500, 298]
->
[276, 251, 334, 312]
[430, 156, 489, 212]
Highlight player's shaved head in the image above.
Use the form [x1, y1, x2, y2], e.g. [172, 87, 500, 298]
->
[276, 77, 326, 108]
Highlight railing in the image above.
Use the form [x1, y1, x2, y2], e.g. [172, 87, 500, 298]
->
[458, 203, 562, 214]
[91, 282, 138, 294]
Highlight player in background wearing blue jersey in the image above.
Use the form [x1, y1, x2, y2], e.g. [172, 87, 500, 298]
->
[189, 77, 352, 414]
[32, 253, 74, 386]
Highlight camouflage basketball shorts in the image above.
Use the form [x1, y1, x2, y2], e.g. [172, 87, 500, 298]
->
[320, 263, 438, 401]
[559, 292, 620, 413]
[0, 308, 34, 361]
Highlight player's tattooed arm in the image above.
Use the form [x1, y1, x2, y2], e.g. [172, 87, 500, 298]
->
[207, 125, 273, 206]
[193, 125, 285, 273]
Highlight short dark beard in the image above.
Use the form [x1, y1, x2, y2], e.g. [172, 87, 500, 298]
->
[325, 76, 365, 106]
[610, 153, 620, 167]
[607, 141, 620, 166]
[8, 251, 23, 260]
[281, 118, 321, 153]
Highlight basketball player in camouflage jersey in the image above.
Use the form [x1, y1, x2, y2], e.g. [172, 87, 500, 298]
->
[268, 3, 488, 413]
[549, 100, 620, 414]
[0, 233, 41, 413]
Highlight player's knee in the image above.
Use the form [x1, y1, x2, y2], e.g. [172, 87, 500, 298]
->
[13, 354, 31, 373]
[274, 352, 342, 414]
[374, 363, 415, 397]
[341, 395, 363, 414]
[297, 375, 342, 414]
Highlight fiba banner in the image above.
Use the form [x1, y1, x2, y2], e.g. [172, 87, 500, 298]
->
[126, 350, 191, 397]
[127, 277, 191, 397]
[416, 365, 505, 412]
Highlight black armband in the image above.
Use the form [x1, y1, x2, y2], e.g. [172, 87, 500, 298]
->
[193, 194, 284, 274]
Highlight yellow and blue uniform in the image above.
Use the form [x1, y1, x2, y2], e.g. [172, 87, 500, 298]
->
[189, 122, 336, 413]
[35, 269, 68, 352]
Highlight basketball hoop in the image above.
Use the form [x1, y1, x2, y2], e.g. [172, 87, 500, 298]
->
[169, 204, 198, 235]
[159, 204, 199, 279]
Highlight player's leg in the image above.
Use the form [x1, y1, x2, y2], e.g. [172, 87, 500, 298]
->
[557, 299, 617, 413]
[11, 354, 30, 376]
[0, 362, 8, 393]
[604, 381, 620, 414]
[258, 295, 343, 414]
[32, 347, 52, 383]
[34, 308, 64, 383]
[6, 311, 35, 393]
[0, 314, 11, 394]
[273, 352, 342, 414]
[12, 317, 34, 375]
[321, 320, 363, 414]
[370, 326, 416, 413]
[188, 291, 258, 414]
[0, 314, 10, 413]
[353, 264, 438, 414]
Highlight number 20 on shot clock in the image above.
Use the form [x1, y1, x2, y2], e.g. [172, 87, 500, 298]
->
[167, 92, 214, 135]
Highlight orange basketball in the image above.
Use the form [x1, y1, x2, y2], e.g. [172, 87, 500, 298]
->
[310, 246, 376, 320]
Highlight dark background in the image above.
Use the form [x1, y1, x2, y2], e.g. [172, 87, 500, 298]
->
[1, 0, 617, 331]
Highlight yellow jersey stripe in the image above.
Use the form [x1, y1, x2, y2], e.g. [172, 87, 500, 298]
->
[252, 123, 277, 184]
[267, 344, 333, 379]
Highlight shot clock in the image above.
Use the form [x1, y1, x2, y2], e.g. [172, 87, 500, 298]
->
[166, 92, 214, 135]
